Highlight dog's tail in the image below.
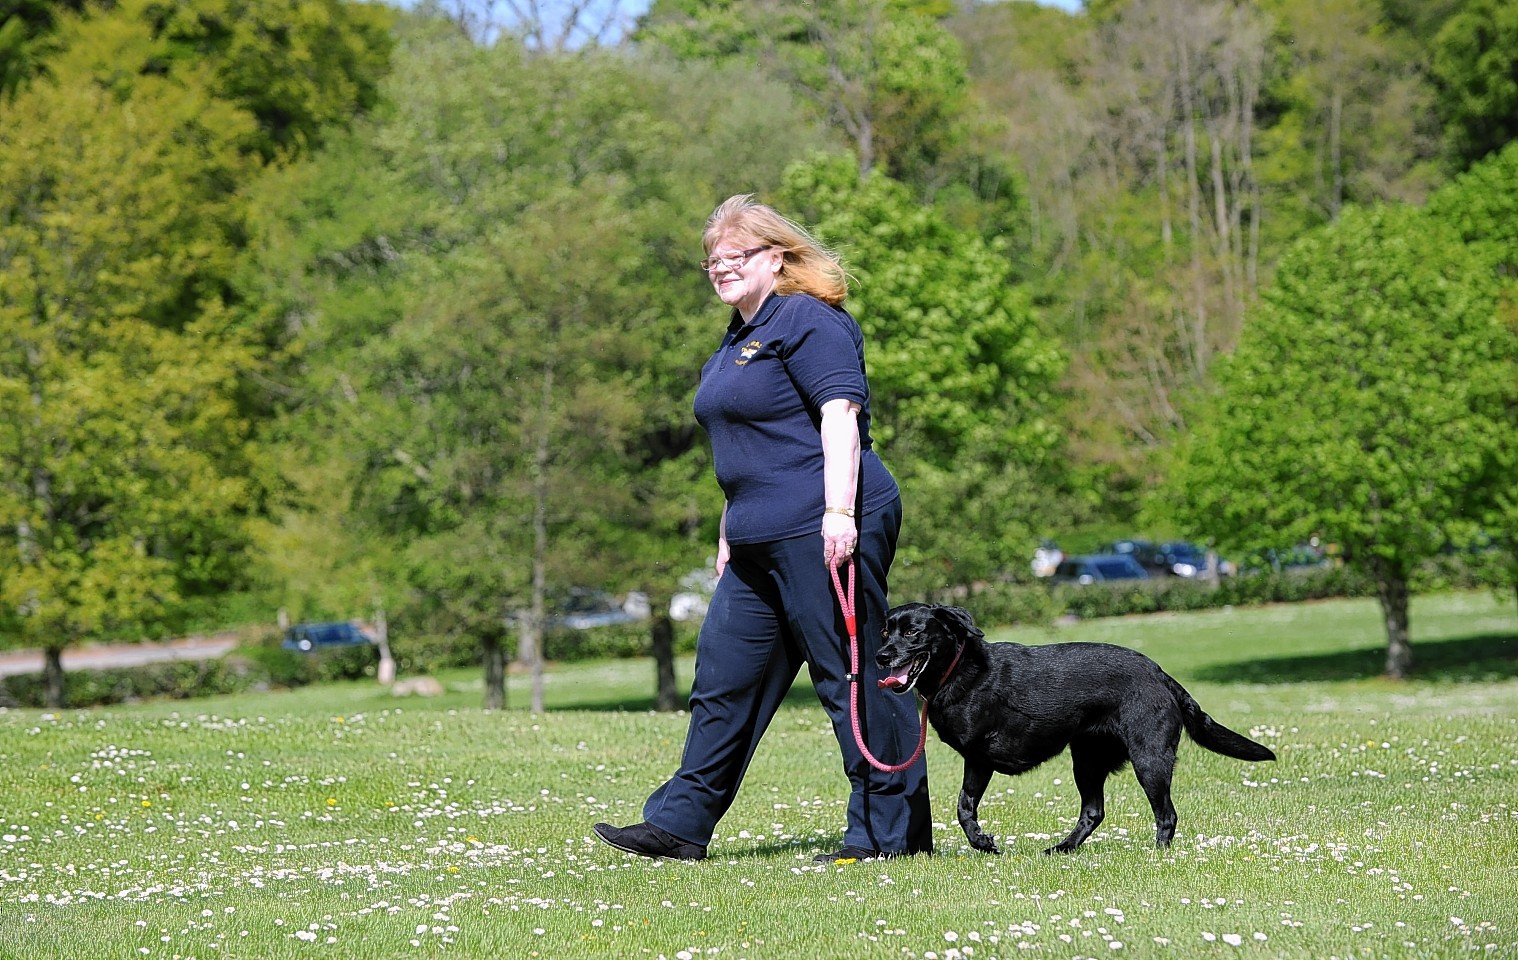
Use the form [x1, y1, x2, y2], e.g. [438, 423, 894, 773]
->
[1166, 675, 1276, 762]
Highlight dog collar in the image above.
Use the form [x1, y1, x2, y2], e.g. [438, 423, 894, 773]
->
[925, 638, 968, 700]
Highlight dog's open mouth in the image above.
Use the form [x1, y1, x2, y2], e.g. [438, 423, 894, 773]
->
[877, 657, 927, 693]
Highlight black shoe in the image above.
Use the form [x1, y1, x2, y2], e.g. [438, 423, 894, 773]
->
[593, 822, 707, 861]
[813, 845, 887, 864]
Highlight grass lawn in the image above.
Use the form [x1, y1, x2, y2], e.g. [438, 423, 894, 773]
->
[0, 590, 1514, 959]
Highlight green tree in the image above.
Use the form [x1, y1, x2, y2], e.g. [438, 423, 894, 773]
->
[778, 154, 1065, 593]
[1259, 0, 1441, 222]
[640, 0, 970, 185]
[1426, 141, 1518, 602]
[1159, 204, 1515, 678]
[148, 0, 393, 162]
[1431, 0, 1518, 170]
[252, 16, 824, 708]
[0, 0, 87, 98]
[0, 9, 262, 706]
[1428, 139, 1518, 280]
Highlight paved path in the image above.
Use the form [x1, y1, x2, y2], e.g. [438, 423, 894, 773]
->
[0, 633, 242, 678]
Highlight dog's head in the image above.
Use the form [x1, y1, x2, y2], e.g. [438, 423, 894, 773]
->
[877, 602, 983, 697]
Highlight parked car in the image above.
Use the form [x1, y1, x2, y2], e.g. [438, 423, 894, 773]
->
[550, 589, 643, 630]
[282, 620, 377, 653]
[1151, 541, 1232, 578]
[544, 584, 711, 629]
[1098, 538, 1162, 570]
[1099, 539, 1231, 578]
[1050, 554, 1152, 585]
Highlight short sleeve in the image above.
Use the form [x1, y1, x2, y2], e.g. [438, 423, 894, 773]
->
[777, 300, 867, 415]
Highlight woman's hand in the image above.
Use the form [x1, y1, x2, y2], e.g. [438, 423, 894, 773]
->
[715, 537, 731, 579]
[822, 512, 857, 568]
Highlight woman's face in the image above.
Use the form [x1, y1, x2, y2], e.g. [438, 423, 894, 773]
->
[705, 234, 781, 320]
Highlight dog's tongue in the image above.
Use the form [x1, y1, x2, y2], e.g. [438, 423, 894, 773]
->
[878, 667, 913, 691]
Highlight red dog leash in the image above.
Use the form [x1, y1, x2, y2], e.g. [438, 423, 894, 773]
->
[830, 559, 950, 774]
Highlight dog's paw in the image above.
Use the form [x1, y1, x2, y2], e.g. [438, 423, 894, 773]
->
[969, 834, 1001, 855]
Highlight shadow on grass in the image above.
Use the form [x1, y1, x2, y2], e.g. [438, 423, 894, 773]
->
[1195, 631, 1518, 685]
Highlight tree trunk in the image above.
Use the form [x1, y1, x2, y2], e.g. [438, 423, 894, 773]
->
[516, 615, 538, 665]
[482, 632, 505, 711]
[650, 611, 679, 712]
[528, 358, 554, 715]
[1178, 38, 1209, 383]
[43, 644, 65, 709]
[1371, 562, 1414, 679]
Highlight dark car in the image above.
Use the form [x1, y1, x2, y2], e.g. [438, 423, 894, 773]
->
[1100, 539, 1229, 578]
[1151, 541, 1222, 578]
[1098, 539, 1161, 570]
[1050, 554, 1152, 585]
[282, 621, 376, 653]
[550, 589, 643, 630]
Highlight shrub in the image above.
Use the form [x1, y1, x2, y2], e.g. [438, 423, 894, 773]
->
[954, 582, 1063, 627]
[0, 657, 261, 708]
[543, 621, 701, 662]
[0, 628, 377, 709]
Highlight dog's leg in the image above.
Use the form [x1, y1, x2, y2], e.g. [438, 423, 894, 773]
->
[1046, 741, 1111, 854]
[957, 759, 1000, 854]
[1130, 752, 1178, 847]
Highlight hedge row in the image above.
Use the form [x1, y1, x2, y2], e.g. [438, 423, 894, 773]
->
[3, 553, 1505, 710]
[962, 549, 1511, 627]
[0, 632, 375, 709]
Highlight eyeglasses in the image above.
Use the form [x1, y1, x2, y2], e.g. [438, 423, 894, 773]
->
[699, 245, 773, 272]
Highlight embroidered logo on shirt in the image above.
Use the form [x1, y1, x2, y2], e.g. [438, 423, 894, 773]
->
[735, 340, 763, 366]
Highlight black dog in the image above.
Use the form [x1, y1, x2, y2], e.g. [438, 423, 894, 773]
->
[877, 602, 1275, 854]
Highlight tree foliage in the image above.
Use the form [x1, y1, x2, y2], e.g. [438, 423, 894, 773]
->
[1431, 0, 1518, 170]
[1425, 141, 1518, 595]
[2, 0, 1514, 692]
[639, 0, 972, 188]
[1159, 204, 1514, 677]
[948, 0, 1460, 529]
[147, 0, 393, 161]
[0, 0, 391, 705]
[0, 7, 261, 701]
[777, 155, 1065, 593]
[0, 0, 87, 98]
[249, 15, 835, 705]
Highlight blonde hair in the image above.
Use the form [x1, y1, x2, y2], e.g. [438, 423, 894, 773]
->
[703, 194, 849, 306]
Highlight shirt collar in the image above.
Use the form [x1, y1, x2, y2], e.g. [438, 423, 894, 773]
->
[728, 291, 782, 334]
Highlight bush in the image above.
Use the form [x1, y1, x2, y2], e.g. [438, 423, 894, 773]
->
[953, 582, 1063, 627]
[1019, 557, 1507, 627]
[544, 620, 701, 662]
[964, 565, 1386, 627]
[0, 628, 378, 709]
[0, 657, 262, 708]
[390, 631, 482, 676]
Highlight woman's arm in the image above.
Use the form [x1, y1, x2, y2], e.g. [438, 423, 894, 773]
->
[716, 503, 731, 579]
[819, 397, 862, 568]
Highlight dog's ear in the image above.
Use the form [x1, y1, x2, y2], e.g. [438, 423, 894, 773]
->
[934, 605, 984, 642]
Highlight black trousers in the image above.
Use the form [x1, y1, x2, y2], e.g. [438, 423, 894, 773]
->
[643, 497, 932, 854]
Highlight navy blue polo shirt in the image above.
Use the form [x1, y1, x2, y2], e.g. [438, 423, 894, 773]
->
[694, 292, 899, 546]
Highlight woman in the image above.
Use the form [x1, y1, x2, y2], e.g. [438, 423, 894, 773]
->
[593, 195, 932, 863]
